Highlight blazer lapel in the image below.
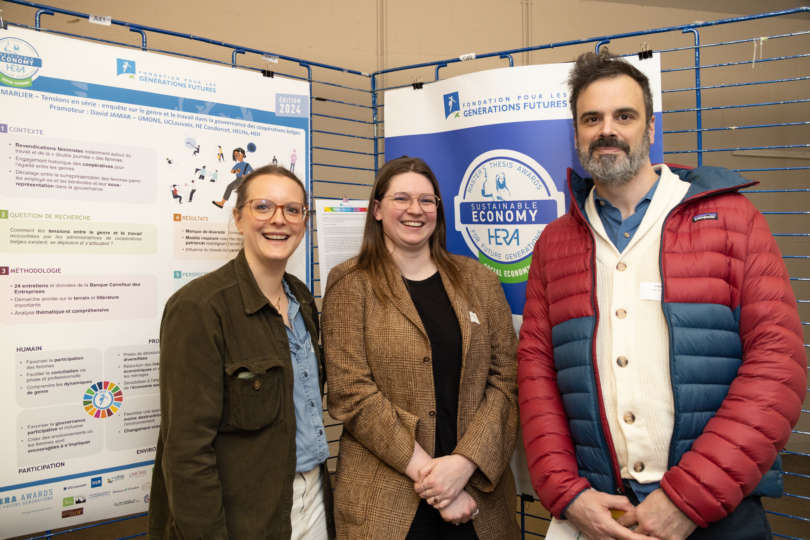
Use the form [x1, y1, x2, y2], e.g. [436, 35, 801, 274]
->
[384, 263, 428, 338]
[438, 266, 471, 369]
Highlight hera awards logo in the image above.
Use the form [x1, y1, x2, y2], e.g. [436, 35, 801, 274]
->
[454, 150, 564, 284]
[0, 37, 42, 88]
[116, 58, 136, 77]
[443, 91, 460, 119]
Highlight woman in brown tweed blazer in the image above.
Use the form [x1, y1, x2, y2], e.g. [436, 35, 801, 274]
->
[322, 156, 520, 539]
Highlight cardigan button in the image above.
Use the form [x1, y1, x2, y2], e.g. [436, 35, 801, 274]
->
[423, 357, 431, 363]
[616, 356, 628, 367]
[616, 262, 627, 271]
[615, 308, 627, 319]
[252, 379, 262, 391]
[633, 462, 645, 473]
[623, 411, 636, 424]
[428, 410, 436, 417]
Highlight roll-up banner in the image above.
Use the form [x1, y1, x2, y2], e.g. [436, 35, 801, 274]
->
[0, 27, 309, 536]
[384, 56, 662, 331]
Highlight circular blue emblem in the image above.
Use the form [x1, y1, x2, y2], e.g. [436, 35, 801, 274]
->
[0, 37, 42, 88]
[453, 149, 564, 283]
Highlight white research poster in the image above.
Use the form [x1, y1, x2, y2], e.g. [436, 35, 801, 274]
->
[384, 56, 662, 332]
[0, 27, 309, 536]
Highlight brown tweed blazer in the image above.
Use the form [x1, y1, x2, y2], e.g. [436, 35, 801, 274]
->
[322, 254, 520, 540]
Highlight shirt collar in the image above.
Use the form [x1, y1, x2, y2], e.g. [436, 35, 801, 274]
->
[592, 173, 661, 213]
[234, 249, 271, 315]
[282, 276, 301, 319]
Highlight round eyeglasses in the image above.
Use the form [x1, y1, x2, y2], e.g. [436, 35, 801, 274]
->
[242, 199, 309, 222]
[381, 193, 440, 212]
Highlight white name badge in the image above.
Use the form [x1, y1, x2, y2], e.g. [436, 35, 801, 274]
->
[640, 281, 662, 301]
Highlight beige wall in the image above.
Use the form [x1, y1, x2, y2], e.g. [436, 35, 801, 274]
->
[3, 1, 807, 72]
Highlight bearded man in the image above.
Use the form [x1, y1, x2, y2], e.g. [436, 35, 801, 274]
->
[517, 49, 805, 540]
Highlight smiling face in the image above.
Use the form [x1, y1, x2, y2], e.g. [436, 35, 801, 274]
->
[372, 171, 437, 257]
[574, 74, 654, 186]
[233, 174, 306, 270]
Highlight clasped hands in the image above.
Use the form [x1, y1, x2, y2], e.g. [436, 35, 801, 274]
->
[413, 454, 478, 526]
[565, 488, 697, 540]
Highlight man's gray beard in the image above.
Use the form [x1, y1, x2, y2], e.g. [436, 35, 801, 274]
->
[578, 131, 650, 186]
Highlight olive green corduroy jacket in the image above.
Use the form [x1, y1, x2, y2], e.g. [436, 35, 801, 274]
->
[149, 250, 334, 539]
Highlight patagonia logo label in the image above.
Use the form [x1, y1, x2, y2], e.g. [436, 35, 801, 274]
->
[693, 212, 717, 222]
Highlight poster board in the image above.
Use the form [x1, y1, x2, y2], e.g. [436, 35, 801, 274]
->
[0, 27, 309, 536]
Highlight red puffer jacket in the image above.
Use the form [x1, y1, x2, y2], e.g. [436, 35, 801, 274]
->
[518, 165, 806, 527]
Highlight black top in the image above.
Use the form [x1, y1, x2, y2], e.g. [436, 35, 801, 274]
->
[404, 272, 462, 457]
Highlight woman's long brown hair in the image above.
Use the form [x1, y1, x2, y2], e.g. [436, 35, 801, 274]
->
[355, 156, 465, 302]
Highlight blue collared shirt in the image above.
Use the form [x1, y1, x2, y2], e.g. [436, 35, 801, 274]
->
[282, 279, 329, 472]
[593, 177, 660, 252]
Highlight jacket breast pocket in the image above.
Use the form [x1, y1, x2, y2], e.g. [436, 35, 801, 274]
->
[222, 356, 285, 431]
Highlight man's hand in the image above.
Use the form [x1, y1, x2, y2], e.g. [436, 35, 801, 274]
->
[617, 488, 697, 540]
[565, 489, 656, 540]
[438, 490, 478, 525]
[414, 454, 476, 510]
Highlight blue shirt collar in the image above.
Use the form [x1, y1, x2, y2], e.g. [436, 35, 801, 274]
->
[593, 175, 660, 214]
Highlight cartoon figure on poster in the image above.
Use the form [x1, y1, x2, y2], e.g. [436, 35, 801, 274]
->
[212, 146, 255, 208]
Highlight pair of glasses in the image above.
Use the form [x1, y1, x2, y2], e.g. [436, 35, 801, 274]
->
[381, 193, 440, 212]
[242, 199, 308, 222]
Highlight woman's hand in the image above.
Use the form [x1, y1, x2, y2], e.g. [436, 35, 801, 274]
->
[405, 441, 433, 482]
[415, 454, 476, 509]
[438, 490, 478, 525]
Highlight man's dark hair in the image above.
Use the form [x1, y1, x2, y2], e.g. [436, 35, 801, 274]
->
[568, 48, 653, 129]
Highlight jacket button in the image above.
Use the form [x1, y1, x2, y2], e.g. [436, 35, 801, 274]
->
[633, 462, 645, 473]
[616, 262, 627, 271]
[616, 308, 627, 319]
[423, 357, 431, 363]
[428, 410, 436, 417]
[616, 356, 628, 367]
[623, 411, 636, 424]
[252, 379, 262, 391]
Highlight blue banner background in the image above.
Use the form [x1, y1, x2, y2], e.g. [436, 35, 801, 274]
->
[385, 113, 664, 315]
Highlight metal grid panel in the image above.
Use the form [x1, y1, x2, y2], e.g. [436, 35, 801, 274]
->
[373, 8, 809, 539]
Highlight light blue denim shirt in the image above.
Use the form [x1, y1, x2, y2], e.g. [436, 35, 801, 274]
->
[594, 176, 659, 253]
[282, 278, 329, 472]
